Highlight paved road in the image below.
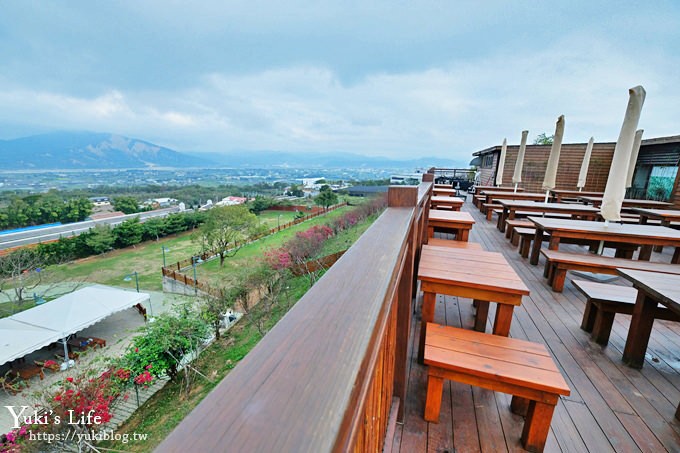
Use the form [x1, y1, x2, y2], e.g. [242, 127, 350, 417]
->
[0, 207, 182, 250]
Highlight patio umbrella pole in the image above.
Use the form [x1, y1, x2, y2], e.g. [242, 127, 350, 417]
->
[597, 220, 610, 255]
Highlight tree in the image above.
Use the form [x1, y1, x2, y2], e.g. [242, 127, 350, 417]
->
[286, 184, 304, 197]
[61, 197, 93, 222]
[142, 217, 166, 241]
[201, 281, 246, 340]
[84, 224, 115, 254]
[0, 248, 45, 308]
[112, 217, 144, 248]
[314, 185, 338, 210]
[112, 196, 140, 214]
[534, 133, 554, 145]
[249, 196, 276, 214]
[195, 205, 261, 266]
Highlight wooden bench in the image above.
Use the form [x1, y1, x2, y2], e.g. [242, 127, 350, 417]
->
[541, 249, 680, 292]
[505, 219, 534, 243]
[473, 194, 485, 208]
[515, 227, 548, 258]
[424, 323, 570, 452]
[426, 238, 483, 250]
[571, 280, 680, 346]
[482, 203, 502, 220]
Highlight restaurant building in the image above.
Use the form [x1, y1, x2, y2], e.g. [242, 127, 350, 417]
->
[471, 135, 680, 207]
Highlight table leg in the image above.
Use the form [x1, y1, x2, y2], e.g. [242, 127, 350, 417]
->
[529, 227, 544, 265]
[623, 292, 656, 369]
[493, 304, 514, 337]
[473, 300, 489, 333]
[654, 220, 669, 252]
[673, 247, 680, 265]
[638, 245, 652, 261]
[418, 291, 437, 363]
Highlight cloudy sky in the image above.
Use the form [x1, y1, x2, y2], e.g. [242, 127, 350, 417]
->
[1, 1, 678, 161]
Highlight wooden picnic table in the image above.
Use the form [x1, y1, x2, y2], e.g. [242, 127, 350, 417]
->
[417, 245, 530, 361]
[528, 217, 680, 266]
[481, 191, 546, 205]
[496, 200, 600, 233]
[632, 208, 680, 226]
[578, 196, 672, 209]
[549, 189, 603, 203]
[633, 208, 680, 252]
[430, 196, 464, 211]
[432, 188, 458, 197]
[427, 209, 475, 241]
[620, 269, 680, 379]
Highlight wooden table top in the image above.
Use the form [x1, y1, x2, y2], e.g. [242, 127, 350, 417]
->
[550, 189, 603, 197]
[629, 208, 680, 221]
[578, 196, 672, 208]
[499, 200, 600, 214]
[431, 196, 465, 204]
[475, 186, 524, 192]
[418, 245, 529, 296]
[482, 191, 546, 200]
[433, 188, 458, 196]
[528, 217, 680, 240]
[617, 269, 680, 312]
[429, 209, 475, 224]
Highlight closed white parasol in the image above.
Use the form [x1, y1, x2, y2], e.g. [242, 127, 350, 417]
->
[542, 115, 565, 201]
[577, 137, 595, 190]
[495, 138, 507, 186]
[512, 130, 529, 192]
[600, 86, 646, 222]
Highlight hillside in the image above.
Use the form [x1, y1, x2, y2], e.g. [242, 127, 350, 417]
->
[0, 131, 209, 169]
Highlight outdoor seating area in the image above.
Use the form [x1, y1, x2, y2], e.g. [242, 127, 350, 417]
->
[396, 192, 680, 452]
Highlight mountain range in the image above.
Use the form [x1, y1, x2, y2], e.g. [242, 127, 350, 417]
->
[0, 131, 460, 170]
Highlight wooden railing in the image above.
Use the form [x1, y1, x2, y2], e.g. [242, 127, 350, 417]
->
[156, 178, 433, 453]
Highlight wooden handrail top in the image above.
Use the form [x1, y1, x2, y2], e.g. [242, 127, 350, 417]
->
[156, 202, 420, 452]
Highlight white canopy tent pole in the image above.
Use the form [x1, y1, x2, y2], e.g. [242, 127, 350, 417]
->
[512, 130, 528, 192]
[577, 137, 595, 192]
[495, 138, 507, 187]
[625, 129, 644, 189]
[542, 115, 565, 202]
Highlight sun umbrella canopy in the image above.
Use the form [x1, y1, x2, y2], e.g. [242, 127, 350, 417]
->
[512, 130, 529, 185]
[495, 138, 507, 186]
[625, 129, 644, 188]
[542, 115, 565, 191]
[601, 86, 646, 221]
[577, 137, 595, 189]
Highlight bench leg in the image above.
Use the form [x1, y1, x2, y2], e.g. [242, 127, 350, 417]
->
[511, 229, 520, 246]
[486, 209, 493, 221]
[511, 395, 530, 416]
[551, 269, 567, 292]
[521, 401, 556, 453]
[580, 299, 597, 333]
[424, 374, 444, 423]
[592, 310, 615, 346]
[520, 237, 531, 258]
[505, 224, 512, 239]
[474, 300, 489, 333]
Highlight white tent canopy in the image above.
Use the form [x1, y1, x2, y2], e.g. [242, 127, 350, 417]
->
[1, 286, 149, 366]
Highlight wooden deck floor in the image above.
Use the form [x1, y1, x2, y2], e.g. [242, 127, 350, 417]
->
[392, 199, 680, 452]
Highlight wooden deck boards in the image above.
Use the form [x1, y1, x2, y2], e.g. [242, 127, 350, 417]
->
[396, 195, 680, 452]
